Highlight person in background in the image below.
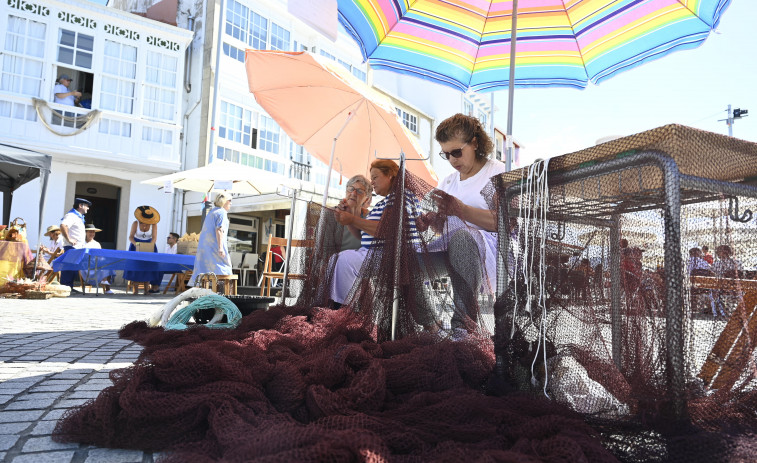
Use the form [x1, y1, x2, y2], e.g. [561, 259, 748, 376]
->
[81, 224, 115, 294]
[713, 245, 742, 278]
[123, 206, 162, 293]
[336, 174, 373, 252]
[190, 193, 232, 286]
[53, 74, 81, 106]
[688, 247, 713, 276]
[59, 198, 91, 291]
[701, 245, 714, 265]
[40, 225, 63, 261]
[165, 232, 179, 254]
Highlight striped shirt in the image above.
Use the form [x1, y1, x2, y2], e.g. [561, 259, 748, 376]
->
[361, 192, 420, 248]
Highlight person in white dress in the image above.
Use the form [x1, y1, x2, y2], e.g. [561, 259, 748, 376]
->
[424, 113, 508, 330]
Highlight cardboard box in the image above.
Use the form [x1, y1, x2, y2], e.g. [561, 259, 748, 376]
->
[177, 241, 198, 255]
[135, 242, 154, 252]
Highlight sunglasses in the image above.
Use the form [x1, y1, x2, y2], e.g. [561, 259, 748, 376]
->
[438, 140, 471, 160]
[346, 185, 366, 196]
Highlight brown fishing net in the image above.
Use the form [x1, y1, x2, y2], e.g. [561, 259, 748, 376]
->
[53, 124, 757, 462]
[488, 125, 757, 462]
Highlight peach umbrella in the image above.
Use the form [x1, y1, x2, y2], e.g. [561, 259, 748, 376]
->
[245, 50, 437, 204]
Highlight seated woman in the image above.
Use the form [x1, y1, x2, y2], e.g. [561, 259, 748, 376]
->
[41, 225, 64, 261]
[330, 160, 420, 308]
[337, 174, 373, 252]
[123, 206, 162, 293]
[189, 193, 233, 287]
[425, 113, 508, 329]
[81, 224, 116, 294]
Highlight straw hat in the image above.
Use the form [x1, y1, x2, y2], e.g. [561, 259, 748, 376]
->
[134, 205, 160, 224]
[84, 223, 102, 232]
[45, 225, 60, 236]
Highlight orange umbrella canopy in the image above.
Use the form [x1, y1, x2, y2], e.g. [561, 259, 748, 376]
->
[245, 50, 437, 187]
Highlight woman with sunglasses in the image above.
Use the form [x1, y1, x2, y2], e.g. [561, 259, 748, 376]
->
[428, 113, 508, 330]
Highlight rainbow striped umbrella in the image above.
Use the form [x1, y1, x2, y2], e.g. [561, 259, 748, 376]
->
[338, 0, 732, 92]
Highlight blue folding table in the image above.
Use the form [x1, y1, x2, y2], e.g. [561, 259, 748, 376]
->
[52, 248, 195, 295]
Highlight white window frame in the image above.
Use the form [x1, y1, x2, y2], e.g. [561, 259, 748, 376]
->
[57, 28, 94, 70]
[142, 50, 178, 122]
[1, 15, 46, 97]
[258, 114, 280, 154]
[220, 101, 253, 146]
[396, 107, 418, 134]
[100, 40, 137, 114]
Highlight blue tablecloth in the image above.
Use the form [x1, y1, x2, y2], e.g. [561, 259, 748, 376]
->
[53, 248, 195, 273]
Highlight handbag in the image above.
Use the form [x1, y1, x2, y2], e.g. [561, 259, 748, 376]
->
[4, 218, 27, 242]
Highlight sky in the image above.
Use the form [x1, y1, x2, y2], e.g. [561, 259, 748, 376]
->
[492, 1, 757, 167]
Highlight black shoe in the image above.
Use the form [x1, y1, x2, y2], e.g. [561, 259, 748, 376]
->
[148, 289, 161, 294]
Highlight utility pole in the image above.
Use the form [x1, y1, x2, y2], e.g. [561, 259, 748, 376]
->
[720, 104, 748, 137]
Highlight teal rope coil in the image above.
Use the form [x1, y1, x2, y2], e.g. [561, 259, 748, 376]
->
[165, 294, 242, 330]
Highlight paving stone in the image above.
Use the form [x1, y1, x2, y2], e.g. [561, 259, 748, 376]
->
[4, 398, 57, 410]
[84, 448, 146, 463]
[12, 450, 76, 462]
[30, 385, 72, 393]
[22, 436, 79, 452]
[0, 395, 14, 405]
[55, 399, 90, 408]
[0, 422, 31, 434]
[0, 433, 19, 451]
[41, 410, 68, 421]
[0, 410, 45, 423]
[30, 420, 58, 435]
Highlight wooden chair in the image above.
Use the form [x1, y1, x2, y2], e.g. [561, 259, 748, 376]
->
[259, 235, 313, 297]
[36, 248, 63, 283]
[163, 271, 192, 294]
[196, 273, 238, 295]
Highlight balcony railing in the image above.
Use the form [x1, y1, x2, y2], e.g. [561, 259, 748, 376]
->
[290, 158, 311, 182]
[0, 94, 182, 169]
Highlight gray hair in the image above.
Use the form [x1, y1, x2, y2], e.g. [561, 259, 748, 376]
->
[346, 175, 372, 198]
[213, 192, 231, 208]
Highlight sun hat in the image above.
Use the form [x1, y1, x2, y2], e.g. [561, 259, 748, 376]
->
[84, 223, 102, 232]
[45, 225, 60, 236]
[134, 205, 160, 224]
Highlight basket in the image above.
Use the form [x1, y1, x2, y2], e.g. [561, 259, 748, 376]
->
[1, 283, 37, 295]
[24, 290, 53, 300]
[46, 285, 71, 298]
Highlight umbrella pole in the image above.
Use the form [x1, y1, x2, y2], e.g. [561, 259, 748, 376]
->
[280, 188, 297, 302]
[505, 0, 519, 172]
[390, 153, 406, 341]
[322, 104, 362, 207]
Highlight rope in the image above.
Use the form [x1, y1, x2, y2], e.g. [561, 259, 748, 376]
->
[31, 98, 101, 136]
[165, 294, 242, 330]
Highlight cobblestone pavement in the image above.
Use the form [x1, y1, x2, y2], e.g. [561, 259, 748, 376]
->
[0, 289, 174, 463]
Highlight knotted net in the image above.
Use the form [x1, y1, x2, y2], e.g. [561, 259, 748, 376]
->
[53, 158, 617, 461]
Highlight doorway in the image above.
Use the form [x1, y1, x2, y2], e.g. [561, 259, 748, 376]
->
[75, 181, 120, 249]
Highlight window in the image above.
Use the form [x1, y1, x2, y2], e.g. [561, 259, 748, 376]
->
[1, 15, 45, 97]
[142, 126, 172, 144]
[250, 11, 267, 49]
[143, 50, 178, 122]
[101, 40, 136, 114]
[396, 108, 417, 133]
[225, 1, 290, 51]
[338, 59, 351, 72]
[319, 49, 335, 61]
[217, 146, 284, 174]
[270, 23, 290, 51]
[222, 43, 245, 63]
[463, 99, 473, 116]
[99, 118, 131, 137]
[258, 115, 280, 154]
[57, 29, 93, 69]
[220, 101, 253, 145]
[352, 67, 366, 82]
[0, 101, 36, 121]
[478, 110, 487, 130]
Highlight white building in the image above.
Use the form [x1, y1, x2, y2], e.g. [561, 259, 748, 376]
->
[109, 0, 448, 256]
[0, 0, 192, 250]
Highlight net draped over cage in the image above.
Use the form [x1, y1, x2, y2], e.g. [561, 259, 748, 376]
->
[53, 125, 757, 462]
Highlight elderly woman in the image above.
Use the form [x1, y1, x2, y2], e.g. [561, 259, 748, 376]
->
[337, 174, 373, 251]
[123, 205, 162, 293]
[330, 160, 419, 307]
[428, 113, 508, 328]
[190, 193, 232, 286]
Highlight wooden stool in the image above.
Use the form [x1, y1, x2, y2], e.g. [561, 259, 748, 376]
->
[127, 281, 149, 295]
[163, 272, 191, 294]
[198, 274, 238, 295]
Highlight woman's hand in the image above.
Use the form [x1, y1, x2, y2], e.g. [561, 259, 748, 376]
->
[334, 209, 356, 226]
[218, 248, 226, 259]
[430, 190, 465, 219]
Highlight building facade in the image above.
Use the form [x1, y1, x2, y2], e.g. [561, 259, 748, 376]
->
[0, 0, 192, 249]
